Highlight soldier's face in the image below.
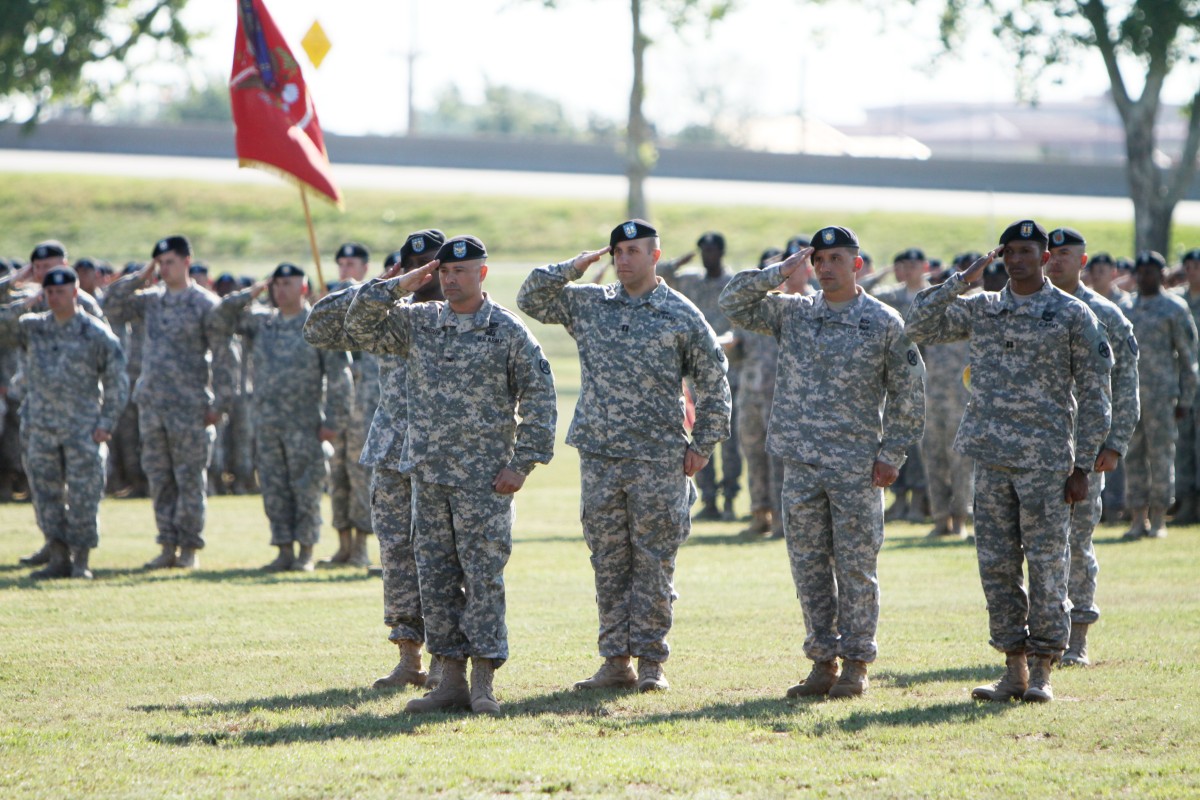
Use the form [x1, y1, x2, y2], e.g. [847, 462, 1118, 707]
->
[1047, 244, 1086, 285]
[699, 242, 723, 270]
[405, 252, 443, 301]
[811, 247, 862, 296]
[44, 283, 77, 315]
[613, 239, 660, 289]
[156, 252, 190, 286]
[337, 256, 368, 282]
[1000, 241, 1047, 282]
[1136, 264, 1163, 294]
[31, 256, 64, 280]
[76, 269, 99, 294]
[438, 259, 486, 306]
[1184, 259, 1200, 289]
[271, 275, 306, 309]
[1089, 261, 1115, 288]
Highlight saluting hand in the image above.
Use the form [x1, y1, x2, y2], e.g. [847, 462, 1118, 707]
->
[250, 279, 270, 298]
[959, 247, 1002, 284]
[381, 261, 404, 280]
[777, 246, 814, 277]
[397, 260, 438, 293]
[571, 247, 611, 275]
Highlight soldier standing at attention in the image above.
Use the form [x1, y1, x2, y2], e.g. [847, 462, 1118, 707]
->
[1046, 227, 1141, 667]
[304, 230, 446, 692]
[720, 226, 926, 699]
[1087, 253, 1133, 311]
[104, 236, 236, 570]
[519, 220, 731, 693]
[657, 232, 741, 521]
[217, 263, 352, 573]
[1121, 250, 1199, 539]
[346, 235, 556, 715]
[0, 267, 128, 579]
[906, 220, 1113, 703]
[1171, 248, 1200, 525]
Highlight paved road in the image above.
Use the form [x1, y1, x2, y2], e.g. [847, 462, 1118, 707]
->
[5, 148, 1200, 224]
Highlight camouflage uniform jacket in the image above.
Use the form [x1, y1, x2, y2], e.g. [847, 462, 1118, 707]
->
[104, 275, 235, 416]
[1126, 291, 1199, 407]
[1073, 283, 1140, 456]
[871, 282, 926, 316]
[736, 328, 778, 398]
[906, 272, 1113, 472]
[0, 304, 128, 433]
[217, 288, 351, 432]
[720, 264, 926, 473]
[345, 279, 556, 486]
[518, 260, 731, 461]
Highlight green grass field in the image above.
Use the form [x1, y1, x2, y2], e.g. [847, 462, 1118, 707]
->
[2, 171, 1200, 798]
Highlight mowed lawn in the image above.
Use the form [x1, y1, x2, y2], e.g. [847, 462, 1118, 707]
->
[1, 174, 1199, 798]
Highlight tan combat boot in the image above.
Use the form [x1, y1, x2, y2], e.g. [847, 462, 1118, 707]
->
[636, 658, 669, 693]
[404, 657, 470, 713]
[175, 547, 200, 570]
[1023, 655, 1055, 702]
[1061, 623, 1090, 667]
[786, 660, 839, 698]
[348, 529, 372, 567]
[828, 659, 869, 699]
[470, 657, 501, 715]
[926, 516, 952, 537]
[262, 544, 294, 572]
[19, 540, 51, 566]
[1147, 507, 1168, 539]
[291, 544, 315, 572]
[70, 546, 94, 580]
[426, 655, 443, 690]
[143, 544, 177, 570]
[739, 509, 772, 538]
[951, 514, 968, 538]
[720, 496, 737, 522]
[321, 529, 353, 565]
[1122, 507, 1148, 540]
[573, 656, 637, 690]
[972, 651, 1029, 701]
[373, 640, 428, 689]
[30, 540, 71, 579]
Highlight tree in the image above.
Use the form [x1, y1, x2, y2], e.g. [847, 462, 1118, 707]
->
[0, 0, 191, 125]
[538, 0, 736, 219]
[939, 0, 1200, 253]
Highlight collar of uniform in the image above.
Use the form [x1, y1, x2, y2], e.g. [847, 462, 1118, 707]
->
[993, 277, 1054, 316]
[436, 293, 495, 332]
[606, 276, 671, 308]
[813, 287, 867, 320]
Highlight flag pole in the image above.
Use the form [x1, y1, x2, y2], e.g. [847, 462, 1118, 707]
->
[300, 186, 327, 295]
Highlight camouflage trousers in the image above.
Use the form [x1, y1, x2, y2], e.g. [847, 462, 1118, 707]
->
[372, 467, 424, 643]
[256, 424, 326, 546]
[225, 391, 256, 488]
[782, 460, 884, 664]
[973, 463, 1072, 657]
[580, 453, 696, 662]
[411, 476, 512, 664]
[1174, 405, 1200, 495]
[696, 383, 741, 504]
[108, 397, 146, 493]
[330, 423, 372, 532]
[1068, 470, 1104, 625]
[922, 404, 973, 519]
[24, 424, 106, 549]
[1125, 396, 1178, 508]
[140, 407, 215, 550]
[738, 389, 783, 517]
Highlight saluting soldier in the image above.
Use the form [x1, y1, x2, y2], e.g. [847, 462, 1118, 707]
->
[1172, 248, 1200, 524]
[721, 226, 925, 699]
[519, 220, 731, 694]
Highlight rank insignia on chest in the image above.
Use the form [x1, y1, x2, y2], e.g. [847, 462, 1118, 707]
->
[1041, 310, 1056, 322]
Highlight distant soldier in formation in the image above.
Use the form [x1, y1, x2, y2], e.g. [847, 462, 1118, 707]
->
[217, 263, 351, 573]
[0, 266, 127, 579]
[721, 226, 925, 700]
[212, 271, 257, 496]
[519, 220, 730, 694]
[1087, 253, 1133, 311]
[1046, 227, 1140, 667]
[1171, 248, 1200, 525]
[104, 235, 236, 570]
[106, 263, 149, 500]
[907, 220, 1112, 704]
[347, 235, 557, 715]
[1122, 250, 1198, 540]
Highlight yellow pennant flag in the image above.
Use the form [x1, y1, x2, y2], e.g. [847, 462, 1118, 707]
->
[302, 20, 331, 69]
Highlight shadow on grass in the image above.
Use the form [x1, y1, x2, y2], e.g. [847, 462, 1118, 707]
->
[511, 534, 584, 545]
[884, 534, 974, 551]
[873, 663, 999, 688]
[134, 686, 378, 715]
[813, 699, 1014, 734]
[684, 531, 782, 547]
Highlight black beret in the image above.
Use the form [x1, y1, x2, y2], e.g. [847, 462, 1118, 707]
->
[894, 248, 925, 262]
[1048, 227, 1086, 248]
[436, 235, 488, 264]
[609, 219, 658, 249]
[43, 266, 78, 287]
[384, 250, 404, 270]
[400, 229, 446, 263]
[1135, 250, 1167, 270]
[189, 262, 209, 275]
[998, 219, 1048, 247]
[336, 242, 369, 261]
[811, 226, 859, 252]
[697, 231, 725, 249]
[239, 276, 254, 288]
[272, 262, 305, 279]
[214, 272, 237, 284]
[74, 257, 98, 272]
[785, 235, 811, 255]
[1116, 257, 1134, 272]
[97, 261, 114, 275]
[152, 235, 192, 259]
[984, 260, 1007, 278]
[758, 247, 784, 268]
[31, 240, 67, 261]
[860, 251, 873, 265]
[1087, 252, 1114, 268]
[1182, 249, 1200, 263]
[123, 261, 144, 275]
[0, 258, 11, 274]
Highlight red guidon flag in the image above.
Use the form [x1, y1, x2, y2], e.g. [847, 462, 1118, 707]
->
[229, 0, 342, 207]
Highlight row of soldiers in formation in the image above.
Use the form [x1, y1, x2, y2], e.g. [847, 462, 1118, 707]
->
[4, 216, 1195, 714]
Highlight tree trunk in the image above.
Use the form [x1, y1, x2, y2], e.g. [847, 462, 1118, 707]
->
[1124, 103, 1174, 254]
[626, 0, 651, 220]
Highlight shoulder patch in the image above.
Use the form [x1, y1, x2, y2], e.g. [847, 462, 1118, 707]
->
[1099, 341, 1111, 360]
[1127, 336, 1139, 357]
[538, 358, 551, 375]
[907, 349, 919, 367]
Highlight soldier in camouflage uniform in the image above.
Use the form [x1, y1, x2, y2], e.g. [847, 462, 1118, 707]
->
[107, 265, 149, 500]
[0, 267, 128, 579]
[721, 226, 926, 699]
[304, 230, 446, 692]
[1046, 228, 1141, 667]
[1088, 253, 1133, 520]
[1122, 250, 1198, 540]
[217, 263, 351, 572]
[346, 235, 556, 715]
[519, 219, 730, 694]
[657, 232, 741, 521]
[104, 235, 236, 570]
[1172, 248, 1200, 524]
[906, 220, 1113, 704]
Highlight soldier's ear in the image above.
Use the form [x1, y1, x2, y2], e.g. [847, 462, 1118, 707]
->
[480, 264, 489, 281]
[1081, 253, 1089, 269]
[1041, 250, 1051, 265]
[854, 256, 864, 271]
